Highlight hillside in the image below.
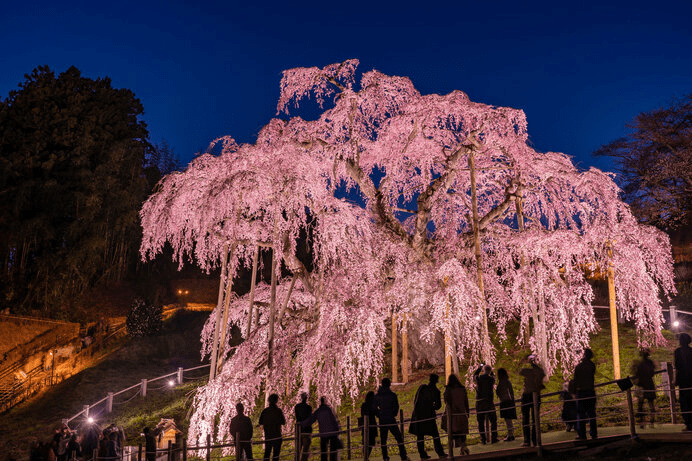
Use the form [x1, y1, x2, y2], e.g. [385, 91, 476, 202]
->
[0, 313, 682, 460]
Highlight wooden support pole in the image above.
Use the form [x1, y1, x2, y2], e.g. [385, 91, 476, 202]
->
[182, 439, 187, 461]
[141, 379, 147, 398]
[443, 278, 451, 383]
[83, 404, 89, 418]
[402, 314, 409, 384]
[607, 241, 621, 379]
[392, 313, 398, 383]
[246, 244, 259, 338]
[210, 243, 230, 381]
[218, 243, 237, 373]
[107, 392, 113, 413]
[178, 367, 184, 385]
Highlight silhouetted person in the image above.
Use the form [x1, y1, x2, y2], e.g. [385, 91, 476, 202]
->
[675, 332, 692, 431]
[230, 403, 254, 461]
[259, 393, 286, 461]
[474, 364, 498, 444]
[496, 367, 517, 441]
[106, 431, 120, 459]
[66, 434, 81, 461]
[560, 380, 577, 432]
[143, 427, 157, 461]
[409, 373, 446, 459]
[373, 378, 408, 461]
[632, 348, 656, 428]
[518, 354, 545, 447]
[294, 393, 313, 461]
[442, 373, 470, 456]
[574, 348, 597, 440]
[361, 391, 377, 458]
[302, 397, 341, 461]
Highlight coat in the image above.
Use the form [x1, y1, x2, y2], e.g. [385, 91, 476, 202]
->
[303, 403, 340, 437]
[442, 386, 469, 435]
[373, 386, 400, 423]
[409, 383, 442, 436]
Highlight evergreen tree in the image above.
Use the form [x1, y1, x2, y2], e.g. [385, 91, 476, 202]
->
[0, 66, 152, 316]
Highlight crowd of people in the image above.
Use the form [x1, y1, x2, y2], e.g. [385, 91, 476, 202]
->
[29, 424, 127, 461]
[26, 332, 692, 460]
[234, 335, 692, 461]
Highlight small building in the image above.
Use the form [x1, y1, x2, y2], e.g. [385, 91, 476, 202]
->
[155, 418, 183, 450]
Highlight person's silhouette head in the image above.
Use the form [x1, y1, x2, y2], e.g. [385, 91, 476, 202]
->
[268, 393, 279, 405]
[236, 402, 245, 414]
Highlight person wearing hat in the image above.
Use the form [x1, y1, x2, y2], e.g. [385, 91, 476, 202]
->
[675, 333, 692, 431]
[518, 354, 545, 447]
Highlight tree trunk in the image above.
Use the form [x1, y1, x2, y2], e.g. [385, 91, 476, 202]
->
[209, 243, 230, 381]
[468, 150, 492, 363]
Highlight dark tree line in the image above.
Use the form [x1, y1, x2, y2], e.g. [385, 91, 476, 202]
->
[0, 66, 179, 318]
[596, 94, 692, 231]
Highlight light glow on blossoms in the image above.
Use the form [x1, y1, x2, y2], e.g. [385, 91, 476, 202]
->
[139, 60, 675, 448]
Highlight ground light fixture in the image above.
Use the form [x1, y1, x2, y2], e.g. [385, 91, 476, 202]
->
[168, 380, 175, 387]
[88, 417, 94, 424]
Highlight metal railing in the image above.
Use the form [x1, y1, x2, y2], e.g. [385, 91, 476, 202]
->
[54, 362, 692, 461]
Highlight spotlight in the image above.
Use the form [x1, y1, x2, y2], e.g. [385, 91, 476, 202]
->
[168, 380, 175, 387]
[673, 320, 680, 328]
[88, 417, 94, 424]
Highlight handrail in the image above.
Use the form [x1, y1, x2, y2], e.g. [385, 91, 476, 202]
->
[64, 364, 210, 423]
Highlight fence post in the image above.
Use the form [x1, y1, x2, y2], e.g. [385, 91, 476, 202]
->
[293, 425, 299, 461]
[107, 392, 114, 413]
[446, 408, 452, 458]
[138, 442, 142, 461]
[183, 439, 187, 461]
[178, 367, 184, 385]
[347, 415, 351, 460]
[141, 379, 148, 398]
[168, 440, 172, 461]
[626, 388, 637, 438]
[93, 448, 98, 461]
[363, 413, 369, 461]
[83, 404, 90, 418]
[670, 305, 678, 327]
[206, 434, 211, 461]
[533, 392, 542, 457]
[666, 362, 678, 424]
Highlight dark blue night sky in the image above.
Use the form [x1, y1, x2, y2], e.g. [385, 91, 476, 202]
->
[2, 0, 690, 172]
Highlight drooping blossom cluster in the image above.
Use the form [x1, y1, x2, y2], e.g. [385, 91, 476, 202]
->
[139, 60, 676, 447]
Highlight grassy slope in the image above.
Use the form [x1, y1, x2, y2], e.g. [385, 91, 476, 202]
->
[0, 313, 682, 460]
[0, 310, 209, 460]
